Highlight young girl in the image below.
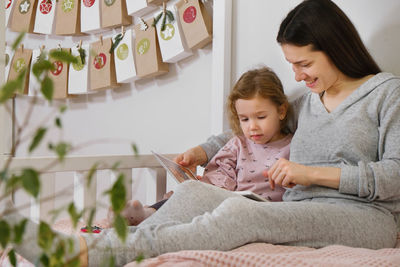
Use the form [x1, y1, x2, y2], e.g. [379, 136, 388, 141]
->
[112, 66, 293, 226]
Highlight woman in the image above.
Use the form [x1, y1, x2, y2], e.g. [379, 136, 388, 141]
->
[6, 0, 400, 266]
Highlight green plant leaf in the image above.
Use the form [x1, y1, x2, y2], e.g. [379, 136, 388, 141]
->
[21, 168, 40, 198]
[55, 117, 62, 128]
[39, 253, 49, 266]
[53, 142, 71, 161]
[67, 203, 82, 228]
[68, 257, 81, 267]
[0, 66, 26, 103]
[0, 79, 18, 103]
[53, 240, 66, 263]
[113, 214, 127, 243]
[85, 208, 96, 233]
[0, 220, 11, 248]
[41, 75, 54, 102]
[13, 218, 27, 244]
[106, 256, 116, 267]
[8, 249, 17, 267]
[29, 127, 47, 153]
[38, 222, 55, 251]
[131, 143, 139, 156]
[5, 174, 20, 193]
[135, 253, 145, 263]
[32, 59, 53, 80]
[0, 170, 7, 181]
[11, 32, 26, 51]
[86, 163, 99, 187]
[49, 50, 78, 64]
[59, 105, 67, 113]
[109, 174, 126, 213]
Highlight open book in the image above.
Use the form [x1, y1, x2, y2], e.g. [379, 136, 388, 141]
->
[151, 151, 269, 202]
[152, 151, 198, 183]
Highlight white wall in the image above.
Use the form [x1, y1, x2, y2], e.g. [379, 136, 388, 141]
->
[6, 0, 215, 157]
[232, 0, 400, 100]
[5, 0, 400, 157]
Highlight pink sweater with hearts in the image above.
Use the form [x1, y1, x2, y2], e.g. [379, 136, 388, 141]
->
[202, 134, 292, 201]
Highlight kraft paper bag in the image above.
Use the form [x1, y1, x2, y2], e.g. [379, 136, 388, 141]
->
[49, 48, 71, 99]
[176, 0, 212, 49]
[28, 48, 45, 96]
[55, 0, 82, 35]
[89, 38, 120, 91]
[101, 0, 132, 29]
[134, 18, 169, 79]
[9, 0, 38, 33]
[68, 43, 90, 94]
[81, 0, 101, 33]
[113, 29, 138, 83]
[8, 47, 32, 95]
[33, 0, 57, 34]
[126, 0, 157, 17]
[5, 0, 17, 27]
[155, 6, 192, 63]
[5, 45, 15, 82]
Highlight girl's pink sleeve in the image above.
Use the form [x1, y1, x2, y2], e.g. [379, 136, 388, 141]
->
[202, 138, 239, 191]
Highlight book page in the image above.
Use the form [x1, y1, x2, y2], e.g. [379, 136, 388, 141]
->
[152, 151, 198, 183]
[234, 191, 269, 202]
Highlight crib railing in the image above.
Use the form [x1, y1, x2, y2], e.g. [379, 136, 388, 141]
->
[5, 154, 176, 222]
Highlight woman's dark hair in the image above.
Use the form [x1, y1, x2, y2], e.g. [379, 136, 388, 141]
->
[276, 0, 381, 78]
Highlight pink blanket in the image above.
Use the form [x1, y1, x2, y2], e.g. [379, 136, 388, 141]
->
[126, 239, 400, 267]
[2, 219, 400, 267]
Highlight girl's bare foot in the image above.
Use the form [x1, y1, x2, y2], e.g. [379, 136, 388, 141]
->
[107, 200, 156, 226]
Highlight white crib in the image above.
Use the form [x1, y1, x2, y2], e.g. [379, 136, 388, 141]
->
[6, 154, 176, 223]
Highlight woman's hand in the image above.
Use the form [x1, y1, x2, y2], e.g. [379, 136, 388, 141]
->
[173, 146, 208, 173]
[264, 158, 341, 189]
[265, 158, 312, 189]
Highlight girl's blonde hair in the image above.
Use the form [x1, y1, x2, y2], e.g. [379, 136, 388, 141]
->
[227, 67, 290, 135]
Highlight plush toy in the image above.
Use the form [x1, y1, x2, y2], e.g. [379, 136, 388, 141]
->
[107, 200, 155, 226]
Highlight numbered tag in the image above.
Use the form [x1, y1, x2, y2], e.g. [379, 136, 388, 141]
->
[68, 44, 91, 94]
[155, 6, 192, 63]
[81, 0, 101, 32]
[113, 29, 138, 83]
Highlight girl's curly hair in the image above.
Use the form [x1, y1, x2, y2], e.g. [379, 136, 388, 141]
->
[227, 67, 290, 135]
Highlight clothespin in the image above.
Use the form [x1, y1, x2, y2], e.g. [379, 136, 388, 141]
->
[163, 1, 166, 12]
[57, 44, 62, 51]
[99, 35, 103, 46]
[21, 44, 24, 53]
[78, 40, 82, 49]
[121, 25, 125, 38]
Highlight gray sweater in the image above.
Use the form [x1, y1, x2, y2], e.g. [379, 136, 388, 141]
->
[201, 72, 400, 215]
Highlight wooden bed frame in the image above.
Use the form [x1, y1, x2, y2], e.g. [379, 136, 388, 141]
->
[7, 154, 174, 223]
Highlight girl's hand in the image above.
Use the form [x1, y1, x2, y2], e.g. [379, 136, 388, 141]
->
[173, 146, 208, 173]
[266, 158, 313, 188]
